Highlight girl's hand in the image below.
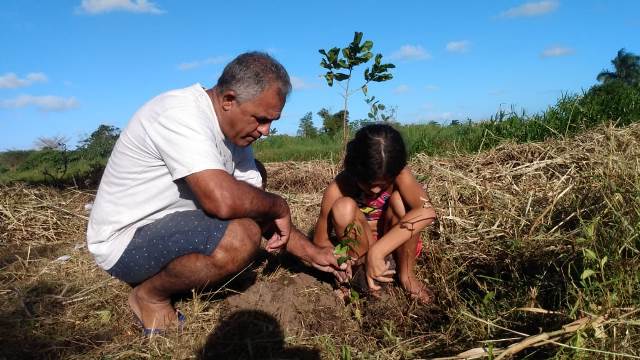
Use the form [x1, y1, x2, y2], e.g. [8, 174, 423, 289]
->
[365, 250, 396, 291]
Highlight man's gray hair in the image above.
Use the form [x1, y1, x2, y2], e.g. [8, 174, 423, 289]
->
[216, 52, 291, 103]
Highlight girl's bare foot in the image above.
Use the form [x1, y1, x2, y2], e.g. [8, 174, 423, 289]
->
[400, 276, 434, 305]
[128, 287, 180, 331]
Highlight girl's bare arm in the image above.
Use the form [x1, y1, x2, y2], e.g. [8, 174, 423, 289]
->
[369, 167, 436, 258]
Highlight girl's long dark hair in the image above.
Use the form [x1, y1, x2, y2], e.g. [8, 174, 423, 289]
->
[344, 124, 407, 184]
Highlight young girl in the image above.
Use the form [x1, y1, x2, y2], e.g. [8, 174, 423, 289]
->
[313, 124, 437, 303]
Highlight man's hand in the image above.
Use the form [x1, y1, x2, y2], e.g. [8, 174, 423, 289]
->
[366, 248, 396, 292]
[309, 246, 351, 283]
[265, 214, 291, 253]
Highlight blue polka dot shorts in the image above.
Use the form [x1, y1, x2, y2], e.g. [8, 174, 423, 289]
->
[107, 209, 229, 285]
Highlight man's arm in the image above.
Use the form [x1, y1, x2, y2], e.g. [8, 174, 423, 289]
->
[186, 169, 286, 220]
[186, 169, 346, 276]
[186, 169, 290, 250]
[287, 227, 349, 282]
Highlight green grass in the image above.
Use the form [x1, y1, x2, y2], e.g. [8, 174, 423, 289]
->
[253, 134, 343, 163]
[256, 81, 640, 161]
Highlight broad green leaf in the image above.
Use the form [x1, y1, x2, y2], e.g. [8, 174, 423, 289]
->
[334, 243, 349, 255]
[324, 73, 334, 86]
[583, 248, 598, 261]
[600, 256, 608, 267]
[319, 49, 327, 56]
[352, 32, 363, 47]
[343, 237, 358, 246]
[581, 269, 596, 280]
[361, 40, 373, 52]
[350, 289, 360, 301]
[328, 47, 340, 62]
[320, 59, 331, 69]
[584, 222, 596, 239]
[334, 73, 350, 81]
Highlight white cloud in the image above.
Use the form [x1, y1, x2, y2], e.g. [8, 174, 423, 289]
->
[0, 72, 48, 89]
[541, 46, 574, 57]
[390, 45, 431, 61]
[499, 0, 558, 18]
[446, 40, 471, 53]
[291, 76, 317, 90]
[0, 95, 79, 112]
[393, 84, 410, 94]
[77, 0, 164, 15]
[177, 56, 229, 71]
[425, 84, 439, 92]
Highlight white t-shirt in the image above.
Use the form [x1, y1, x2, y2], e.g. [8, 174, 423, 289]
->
[87, 84, 262, 270]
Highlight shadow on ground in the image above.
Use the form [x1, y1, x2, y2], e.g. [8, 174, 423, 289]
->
[197, 310, 320, 360]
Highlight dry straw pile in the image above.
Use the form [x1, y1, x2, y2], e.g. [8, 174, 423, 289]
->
[0, 123, 638, 358]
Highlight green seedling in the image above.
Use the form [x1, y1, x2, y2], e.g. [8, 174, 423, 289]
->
[334, 222, 361, 265]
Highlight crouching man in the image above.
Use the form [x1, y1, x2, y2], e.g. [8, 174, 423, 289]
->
[87, 52, 346, 334]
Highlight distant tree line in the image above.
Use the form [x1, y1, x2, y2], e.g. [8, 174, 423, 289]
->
[1, 48, 639, 186]
[0, 124, 120, 187]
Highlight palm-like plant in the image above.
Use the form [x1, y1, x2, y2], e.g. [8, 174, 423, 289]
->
[597, 48, 640, 86]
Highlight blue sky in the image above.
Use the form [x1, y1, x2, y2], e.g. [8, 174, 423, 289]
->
[1, 0, 639, 150]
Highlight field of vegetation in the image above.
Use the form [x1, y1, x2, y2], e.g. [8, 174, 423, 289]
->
[1, 122, 639, 358]
[0, 49, 639, 359]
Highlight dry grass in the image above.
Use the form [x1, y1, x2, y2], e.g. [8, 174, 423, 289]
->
[1, 123, 639, 359]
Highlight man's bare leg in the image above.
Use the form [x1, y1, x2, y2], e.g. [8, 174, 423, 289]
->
[128, 218, 261, 330]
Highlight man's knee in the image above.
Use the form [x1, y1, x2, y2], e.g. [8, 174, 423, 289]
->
[210, 218, 261, 274]
[225, 218, 261, 250]
[216, 218, 262, 268]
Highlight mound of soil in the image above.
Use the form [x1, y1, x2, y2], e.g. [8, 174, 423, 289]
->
[223, 272, 354, 337]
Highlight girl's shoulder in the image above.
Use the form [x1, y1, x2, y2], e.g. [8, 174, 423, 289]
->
[394, 166, 417, 184]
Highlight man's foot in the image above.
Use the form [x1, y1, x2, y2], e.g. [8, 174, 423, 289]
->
[400, 276, 435, 305]
[128, 287, 181, 332]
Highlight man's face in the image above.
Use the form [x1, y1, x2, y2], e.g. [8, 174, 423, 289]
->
[220, 85, 285, 146]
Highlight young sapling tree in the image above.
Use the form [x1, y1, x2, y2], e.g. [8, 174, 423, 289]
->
[319, 31, 395, 146]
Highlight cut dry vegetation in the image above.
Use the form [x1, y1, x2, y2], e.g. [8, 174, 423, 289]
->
[1, 124, 639, 359]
